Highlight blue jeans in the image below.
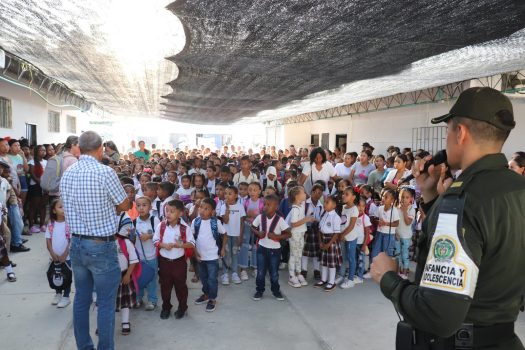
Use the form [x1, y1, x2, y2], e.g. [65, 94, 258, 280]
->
[395, 238, 412, 270]
[338, 241, 348, 277]
[70, 237, 121, 350]
[256, 246, 281, 294]
[371, 232, 396, 261]
[356, 244, 365, 279]
[223, 236, 239, 275]
[8, 204, 23, 246]
[238, 224, 257, 269]
[137, 258, 158, 304]
[199, 259, 219, 300]
[343, 239, 358, 281]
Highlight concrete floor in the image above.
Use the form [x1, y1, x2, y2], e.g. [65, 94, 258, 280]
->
[1, 233, 524, 350]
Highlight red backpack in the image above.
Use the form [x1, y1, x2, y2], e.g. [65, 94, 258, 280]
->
[156, 220, 194, 260]
[117, 237, 142, 291]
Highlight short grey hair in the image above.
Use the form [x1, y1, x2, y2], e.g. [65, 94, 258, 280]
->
[64, 135, 79, 151]
[79, 131, 102, 153]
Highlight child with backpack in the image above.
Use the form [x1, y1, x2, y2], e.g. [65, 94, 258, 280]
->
[239, 182, 264, 280]
[251, 194, 291, 301]
[133, 196, 160, 310]
[45, 198, 72, 308]
[153, 199, 195, 320]
[115, 214, 140, 335]
[192, 198, 227, 312]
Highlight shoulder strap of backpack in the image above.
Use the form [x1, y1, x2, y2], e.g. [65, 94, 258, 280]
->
[132, 219, 137, 227]
[261, 214, 267, 233]
[48, 221, 54, 240]
[118, 212, 126, 231]
[118, 237, 129, 260]
[262, 179, 267, 190]
[194, 217, 202, 240]
[258, 198, 264, 214]
[268, 215, 281, 234]
[180, 222, 187, 243]
[210, 217, 219, 239]
[150, 216, 155, 232]
[159, 221, 167, 243]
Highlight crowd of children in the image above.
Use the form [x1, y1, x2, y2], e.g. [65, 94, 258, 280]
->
[3, 137, 524, 336]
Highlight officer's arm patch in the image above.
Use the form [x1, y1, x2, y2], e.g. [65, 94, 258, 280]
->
[420, 213, 479, 298]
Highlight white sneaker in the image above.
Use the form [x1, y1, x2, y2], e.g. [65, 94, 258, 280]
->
[240, 270, 249, 281]
[51, 293, 61, 305]
[231, 273, 242, 284]
[297, 274, 308, 286]
[288, 275, 301, 288]
[363, 272, 372, 279]
[354, 277, 364, 284]
[279, 262, 287, 270]
[340, 280, 355, 289]
[251, 269, 257, 278]
[221, 273, 230, 285]
[57, 297, 71, 308]
[334, 275, 344, 285]
[145, 302, 157, 311]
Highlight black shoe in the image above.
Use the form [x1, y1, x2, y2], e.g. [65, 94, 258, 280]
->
[160, 309, 170, 319]
[21, 238, 28, 244]
[205, 300, 216, 312]
[252, 292, 263, 301]
[10, 244, 30, 253]
[314, 281, 327, 288]
[273, 291, 285, 301]
[194, 294, 208, 305]
[174, 309, 187, 319]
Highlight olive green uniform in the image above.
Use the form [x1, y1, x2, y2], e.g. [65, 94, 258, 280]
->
[380, 154, 525, 349]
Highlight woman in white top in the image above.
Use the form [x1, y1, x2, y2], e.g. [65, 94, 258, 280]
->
[384, 154, 412, 190]
[299, 147, 337, 195]
[334, 153, 354, 180]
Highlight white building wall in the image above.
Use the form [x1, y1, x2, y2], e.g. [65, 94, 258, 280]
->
[0, 79, 91, 143]
[278, 97, 525, 157]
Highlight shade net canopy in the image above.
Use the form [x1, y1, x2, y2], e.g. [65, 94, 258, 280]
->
[0, 0, 524, 123]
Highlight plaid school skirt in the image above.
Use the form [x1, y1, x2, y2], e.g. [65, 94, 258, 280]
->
[320, 233, 343, 268]
[302, 226, 320, 258]
[116, 271, 137, 310]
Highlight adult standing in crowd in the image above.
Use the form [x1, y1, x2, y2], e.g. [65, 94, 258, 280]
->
[508, 152, 525, 176]
[61, 131, 130, 350]
[299, 147, 337, 195]
[334, 152, 355, 180]
[104, 141, 120, 164]
[6, 139, 28, 206]
[371, 87, 525, 349]
[47, 136, 80, 203]
[134, 140, 150, 162]
[349, 149, 376, 186]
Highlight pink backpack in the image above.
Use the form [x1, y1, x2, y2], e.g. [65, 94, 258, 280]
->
[117, 237, 142, 291]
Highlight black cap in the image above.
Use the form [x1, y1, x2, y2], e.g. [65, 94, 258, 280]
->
[431, 87, 515, 131]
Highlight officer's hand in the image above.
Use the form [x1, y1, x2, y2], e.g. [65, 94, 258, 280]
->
[371, 252, 398, 284]
[413, 156, 441, 203]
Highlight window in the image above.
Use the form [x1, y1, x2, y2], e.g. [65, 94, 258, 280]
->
[310, 134, 319, 146]
[67, 115, 77, 133]
[412, 126, 446, 155]
[48, 111, 60, 133]
[0, 97, 12, 129]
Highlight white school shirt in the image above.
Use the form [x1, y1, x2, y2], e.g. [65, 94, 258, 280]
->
[355, 214, 372, 244]
[219, 202, 246, 236]
[153, 221, 195, 260]
[207, 178, 217, 195]
[233, 171, 258, 186]
[340, 205, 359, 241]
[286, 204, 307, 234]
[334, 162, 352, 180]
[319, 210, 341, 235]
[134, 215, 160, 260]
[252, 214, 290, 249]
[0, 177, 10, 206]
[45, 221, 70, 259]
[396, 206, 416, 239]
[116, 238, 139, 271]
[176, 187, 193, 197]
[377, 205, 400, 234]
[192, 218, 226, 261]
[366, 198, 378, 218]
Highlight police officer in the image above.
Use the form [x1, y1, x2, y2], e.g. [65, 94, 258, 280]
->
[371, 87, 525, 349]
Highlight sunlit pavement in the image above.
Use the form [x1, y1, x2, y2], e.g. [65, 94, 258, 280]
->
[1, 233, 524, 350]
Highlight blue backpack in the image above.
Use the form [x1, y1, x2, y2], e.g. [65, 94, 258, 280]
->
[194, 217, 223, 254]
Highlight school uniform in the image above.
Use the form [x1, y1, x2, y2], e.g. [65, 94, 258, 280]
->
[158, 195, 176, 220]
[252, 213, 289, 295]
[286, 204, 307, 275]
[153, 220, 195, 313]
[192, 218, 226, 301]
[219, 202, 246, 276]
[302, 199, 323, 259]
[116, 237, 139, 310]
[319, 210, 343, 269]
[134, 215, 160, 305]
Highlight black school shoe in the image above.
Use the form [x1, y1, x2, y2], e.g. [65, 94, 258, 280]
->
[205, 300, 216, 312]
[253, 291, 263, 301]
[273, 291, 285, 301]
[314, 281, 327, 288]
[194, 294, 209, 305]
[160, 309, 171, 319]
[174, 309, 187, 319]
[10, 244, 30, 253]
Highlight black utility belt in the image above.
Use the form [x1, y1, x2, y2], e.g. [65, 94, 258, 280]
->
[397, 321, 515, 349]
[71, 233, 115, 242]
